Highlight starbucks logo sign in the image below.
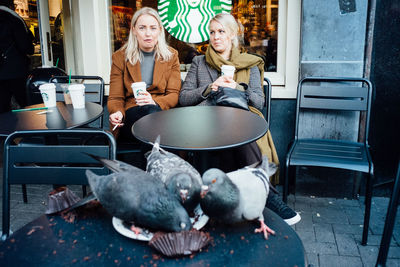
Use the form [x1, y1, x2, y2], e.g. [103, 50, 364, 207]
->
[158, 0, 232, 43]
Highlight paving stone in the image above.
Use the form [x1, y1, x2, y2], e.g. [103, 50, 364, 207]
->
[312, 208, 349, 224]
[336, 198, 361, 207]
[297, 230, 316, 243]
[332, 223, 364, 235]
[388, 246, 400, 259]
[386, 259, 400, 267]
[306, 253, 319, 267]
[335, 233, 360, 256]
[319, 255, 363, 267]
[358, 245, 379, 266]
[343, 206, 365, 225]
[315, 223, 335, 243]
[295, 211, 314, 232]
[303, 241, 338, 255]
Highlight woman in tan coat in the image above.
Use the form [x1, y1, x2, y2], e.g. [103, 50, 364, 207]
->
[108, 7, 181, 140]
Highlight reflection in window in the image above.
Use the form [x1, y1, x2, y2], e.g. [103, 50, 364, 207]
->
[110, 0, 278, 71]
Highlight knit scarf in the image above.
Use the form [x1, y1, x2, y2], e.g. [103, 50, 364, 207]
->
[205, 45, 264, 85]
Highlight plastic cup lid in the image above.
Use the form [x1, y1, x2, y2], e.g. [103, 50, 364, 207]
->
[39, 83, 56, 90]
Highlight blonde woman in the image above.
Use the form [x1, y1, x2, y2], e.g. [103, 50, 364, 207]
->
[108, 7, 181, 141]
[180, 13, 301, 226]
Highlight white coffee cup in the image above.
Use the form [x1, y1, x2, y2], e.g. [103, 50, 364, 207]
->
[221, 65, 235, 79]
[131, 82, 147, 98]
[60, 84, 72, 105]
[68, 84, 85, 109]
[39, 83, 57, 108]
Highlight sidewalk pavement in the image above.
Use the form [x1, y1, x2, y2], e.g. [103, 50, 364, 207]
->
[0, 171, 399, 267]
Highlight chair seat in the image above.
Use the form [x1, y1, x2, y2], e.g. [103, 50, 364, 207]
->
[289, 138, 371, 173]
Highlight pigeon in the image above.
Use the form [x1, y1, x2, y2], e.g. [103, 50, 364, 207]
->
[145, 136, 202, 213]
[85, 158, 192, 233]
[200, 156, 277, 239]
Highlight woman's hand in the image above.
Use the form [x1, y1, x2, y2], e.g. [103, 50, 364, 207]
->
[211, 76, 237, 91]
[109, 111, 124, 129]
[135, 91, 156, 106]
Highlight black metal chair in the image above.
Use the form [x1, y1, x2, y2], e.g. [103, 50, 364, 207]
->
[49, 75, 105, 128]
[2, 129, 116, 240]
[376, 160, 400, 266]
[283, 77, 374, 245]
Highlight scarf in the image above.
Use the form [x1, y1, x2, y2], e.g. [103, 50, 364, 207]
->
[205, 45, 264, 85]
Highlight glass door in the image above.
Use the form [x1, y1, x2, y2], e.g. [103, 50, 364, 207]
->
[14, 0, 66, 70]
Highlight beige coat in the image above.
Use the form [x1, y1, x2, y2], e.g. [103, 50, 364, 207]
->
[107, 48, 181, 133]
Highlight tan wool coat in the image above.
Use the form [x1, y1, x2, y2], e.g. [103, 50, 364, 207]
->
[107, 47, 182, 134]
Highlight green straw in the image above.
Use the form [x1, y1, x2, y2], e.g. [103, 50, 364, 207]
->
[12, 107, 48, 113]
[68, 69, 72, 84]
[55, 58, 59, 67]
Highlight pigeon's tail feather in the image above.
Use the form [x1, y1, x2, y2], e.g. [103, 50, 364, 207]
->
[148, 135, 169, 155]
[85, 153, 135, 173]
[85, 169, 100, 199]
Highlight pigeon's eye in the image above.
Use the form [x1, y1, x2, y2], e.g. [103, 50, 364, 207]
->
[211, 179, 217, 184]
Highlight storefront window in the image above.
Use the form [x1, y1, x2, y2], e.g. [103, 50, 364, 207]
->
[110, 0, 278, 72]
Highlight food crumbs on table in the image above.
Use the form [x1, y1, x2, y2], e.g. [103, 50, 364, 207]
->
[190, 254, 195, 259]
[72, 259, 77, 263]
[119, 247, 123, 251]
[230, 250, 234, 254]
[153, 264, 157, 267]
[284, 235, 289, 239]
[220, 233, 226, 238]
[127, 256, 131, 261]
[81, 226, 85, 230]
[240, 236, 245, 240]
[265, 245, 269, 249]
[59, 239, 65, 243]
[114, 259, 119, 264]
[10, 238, 15, 243]
[152, 254, 160, 260]
[27, 229, 35, 235]
[97, 252, 102, 257]
[83, 256, 90, 261]
[52, 250, 57, 255]
[73, 240, 77, 244]
[143, 255, 149, 259]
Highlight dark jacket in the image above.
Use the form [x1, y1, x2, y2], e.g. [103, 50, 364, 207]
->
[0, 7, 34, 80]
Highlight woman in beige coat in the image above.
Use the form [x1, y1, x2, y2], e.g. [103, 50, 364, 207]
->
[108, 7, 181, 140]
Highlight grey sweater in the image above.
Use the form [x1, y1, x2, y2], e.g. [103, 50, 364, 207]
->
[179, 55, 264, 110]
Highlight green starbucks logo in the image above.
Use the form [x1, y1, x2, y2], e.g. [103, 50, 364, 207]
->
[158, 0, 232, 43]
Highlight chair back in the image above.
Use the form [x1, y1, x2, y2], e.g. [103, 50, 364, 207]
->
[2, 129, 116, 240]
[263, 77, 272, 127]
[49, 75, 105, 128]
[295, 77, 373, 143]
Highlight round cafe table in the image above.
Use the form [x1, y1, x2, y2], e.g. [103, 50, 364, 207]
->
[132, 106, 268, 173]
[0, 102, 103, 136]
[132, 106, 268, 151]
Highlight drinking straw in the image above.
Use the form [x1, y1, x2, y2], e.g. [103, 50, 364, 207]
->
[55, 58, 59, 68]
[68, 69, 72, 84]
[12, 107, 48, 113]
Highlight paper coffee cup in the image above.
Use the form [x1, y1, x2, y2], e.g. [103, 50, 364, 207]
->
[60, 84, 72, 105]
[68, 84, 85, 109]
[131, 82, 147, 98]
[39, 83, 57, 108]
[221, 65, 235, 79]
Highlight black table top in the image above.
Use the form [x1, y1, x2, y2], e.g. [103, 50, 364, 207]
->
[0, 205, 306, 266]
[132, 106, 268, 151]
[0, 102, 103, 136]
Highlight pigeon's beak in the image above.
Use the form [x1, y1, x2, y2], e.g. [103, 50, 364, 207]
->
[200, 185, 209, 198]
[180, 189, 188, 202]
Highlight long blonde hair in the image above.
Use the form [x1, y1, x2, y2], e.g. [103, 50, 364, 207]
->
[123, 7, 172, 65]
[210, 13, 239, 48]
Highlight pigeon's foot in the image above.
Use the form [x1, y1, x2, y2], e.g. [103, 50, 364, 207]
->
[254, 219, 275, 239]
[130, 225, 142, 235]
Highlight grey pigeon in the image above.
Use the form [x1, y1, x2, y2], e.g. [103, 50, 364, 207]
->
[85, 160, 191, 233]
[200, 156, 277, 239]
[145, 136, 202, 213]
